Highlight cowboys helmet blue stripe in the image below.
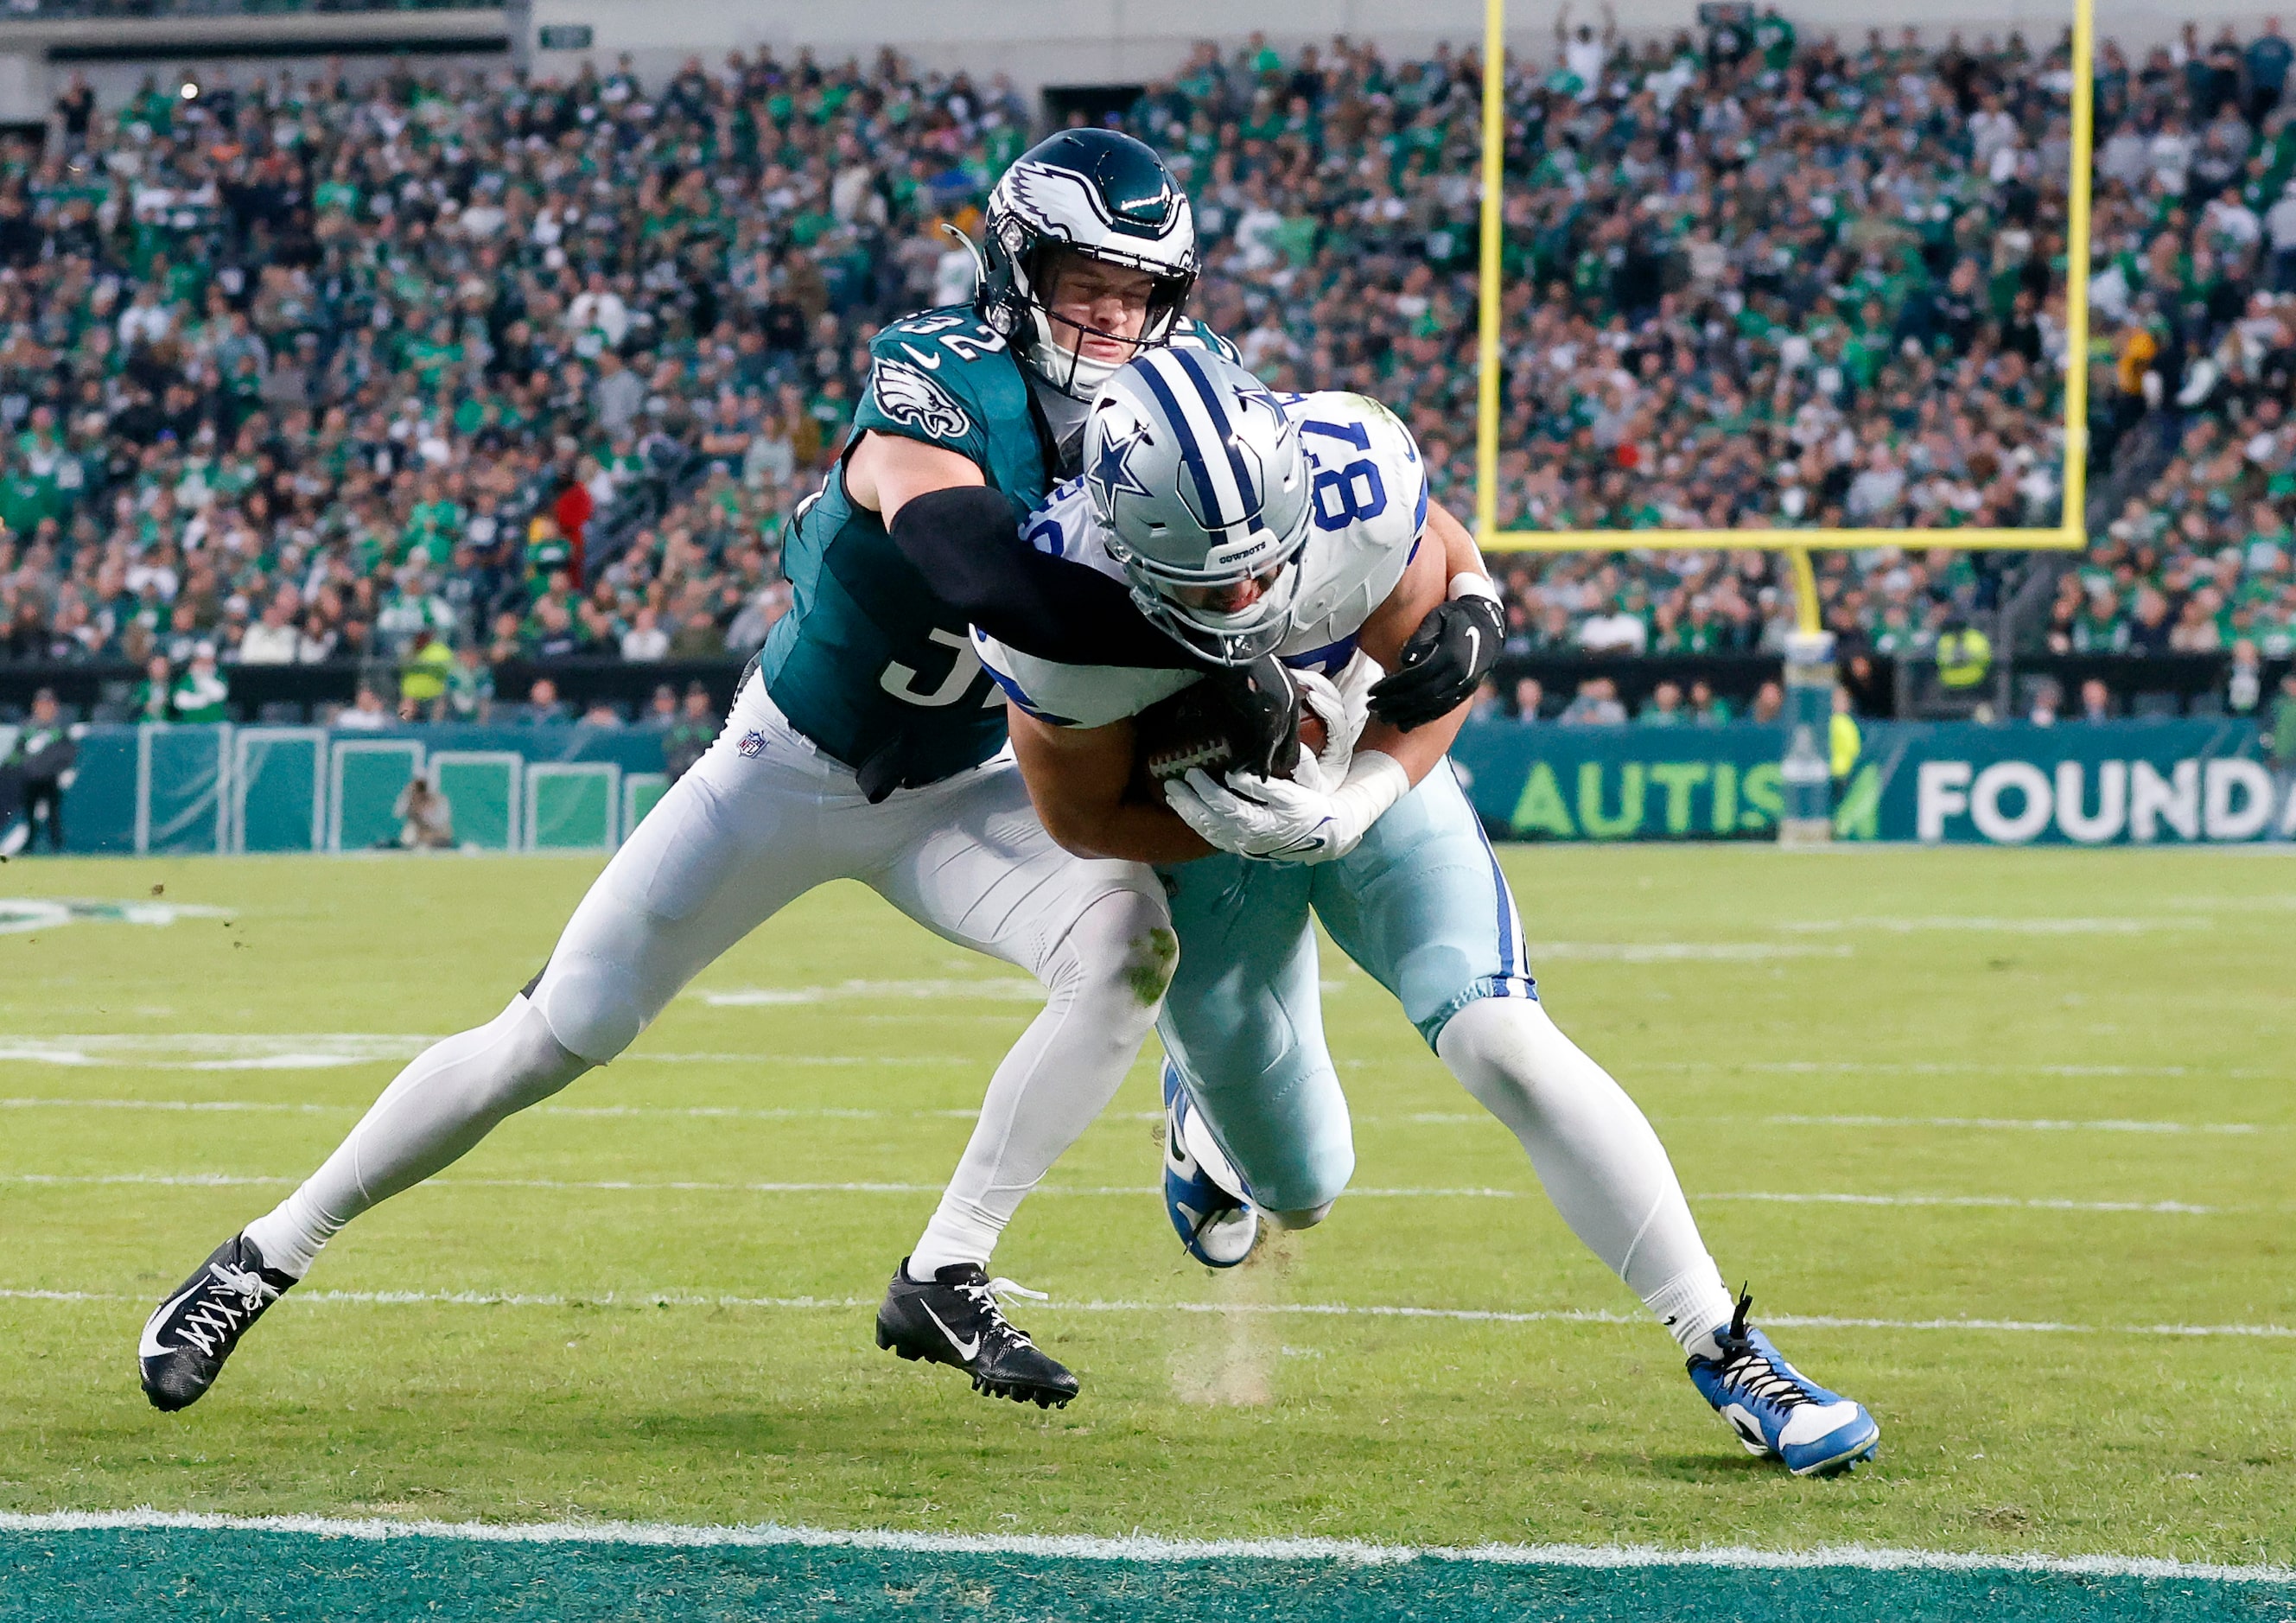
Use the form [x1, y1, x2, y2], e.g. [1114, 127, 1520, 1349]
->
[1128, 352, 1229, 528]
[1168, 346, 1262, 519]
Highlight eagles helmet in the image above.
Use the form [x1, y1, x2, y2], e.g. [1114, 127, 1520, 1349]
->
[1084, 348, 1313, 666]
[980, 130, 1198, 401]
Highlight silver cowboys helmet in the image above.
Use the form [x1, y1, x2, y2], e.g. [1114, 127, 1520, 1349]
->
[979, 129, 1198, 401]
[1084, 348, 1313, 666]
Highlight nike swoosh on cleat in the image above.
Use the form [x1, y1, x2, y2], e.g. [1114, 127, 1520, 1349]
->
[920, 1302, 982, 1363]
[1723, 1404, 1771, 1454]
[138, 1282, 206, 1360]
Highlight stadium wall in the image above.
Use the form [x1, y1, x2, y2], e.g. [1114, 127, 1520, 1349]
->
[24, 720, 2288, 856]
[521, 0, 2277, 91]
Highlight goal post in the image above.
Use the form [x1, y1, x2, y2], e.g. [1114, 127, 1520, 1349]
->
[1471, 0, 2096, 571]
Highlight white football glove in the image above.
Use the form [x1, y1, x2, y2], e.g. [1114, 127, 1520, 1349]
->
[1165, 752, 1413, 866]
[1288, 652, 1380, 793]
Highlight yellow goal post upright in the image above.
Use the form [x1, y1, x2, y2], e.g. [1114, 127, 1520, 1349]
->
[1469, 0, 2095, 839]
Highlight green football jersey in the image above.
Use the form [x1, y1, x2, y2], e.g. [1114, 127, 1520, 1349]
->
[759, 305, 1232, 791]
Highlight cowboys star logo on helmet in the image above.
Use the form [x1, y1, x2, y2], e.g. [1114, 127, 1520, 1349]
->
[871, 358, 974, 442]
[1085, 411, 1156, 517]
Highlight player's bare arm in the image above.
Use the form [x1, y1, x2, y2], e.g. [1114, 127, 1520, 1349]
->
[844, 430, 985, 521]
[1366, 497, 1504, 730]
[1349, 502, 1474, 784]
[1008, 706, 1213, 865]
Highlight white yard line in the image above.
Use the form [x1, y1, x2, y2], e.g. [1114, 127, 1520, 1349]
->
[5, 1286, 2289, 1344]
[1772, 916, 2214, 934]
[697, 979, 1046, 1006]
[0, 1172, 2244, 1213]
[1524, 942, 1854, 961]
[6, 1096, 2279, 1138]
[1765, 1114, 2276, 1136]
[0, 1508, 2286, 1583]
[1700, 1192, 2228, 1215]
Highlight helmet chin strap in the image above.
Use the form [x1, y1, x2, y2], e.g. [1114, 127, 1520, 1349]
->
[1024, 307, 1124, 400]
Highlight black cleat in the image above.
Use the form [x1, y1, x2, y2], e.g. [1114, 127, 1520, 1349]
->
[138, 1234, 296, 1411]
[875, 1259, 1079, 1409]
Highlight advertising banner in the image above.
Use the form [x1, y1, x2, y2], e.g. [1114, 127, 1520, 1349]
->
[1450, 719, 2286, 846]
[30, 718, 2292, 855]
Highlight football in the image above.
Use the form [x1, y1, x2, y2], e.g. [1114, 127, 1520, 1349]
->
[1131, 659, 1320, 793]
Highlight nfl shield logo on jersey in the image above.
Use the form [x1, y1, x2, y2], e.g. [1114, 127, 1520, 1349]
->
[737, 729, 768, 759]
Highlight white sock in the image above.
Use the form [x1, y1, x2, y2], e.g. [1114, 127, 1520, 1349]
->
[908, 893, 1171, 1280]
[243, 996, 591, 1279]
[242, 1185, 343, 1280]
[1435, 996, 1736, 1357]
[1644, 1269, 1736, 1362]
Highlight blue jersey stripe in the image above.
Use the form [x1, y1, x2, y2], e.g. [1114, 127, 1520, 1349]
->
[978, 659, 1076, 727]
[1282, 633, 1359, 674]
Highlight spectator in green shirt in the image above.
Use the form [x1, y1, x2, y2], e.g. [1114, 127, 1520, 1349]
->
[1638, 680, 1688, 724]
[132, 654, 173, 722]
[170, 647, 230, 722]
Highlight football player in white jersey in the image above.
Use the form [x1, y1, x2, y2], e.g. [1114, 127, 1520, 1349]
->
[970, 348, 1881, 1477]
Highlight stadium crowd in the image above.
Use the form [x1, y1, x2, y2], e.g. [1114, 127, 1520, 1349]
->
[0, 18, 2290, 724]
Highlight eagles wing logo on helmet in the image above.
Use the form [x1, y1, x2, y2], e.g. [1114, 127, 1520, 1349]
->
[871, 359, 974, 442]
[1000, 158, 1176, 237]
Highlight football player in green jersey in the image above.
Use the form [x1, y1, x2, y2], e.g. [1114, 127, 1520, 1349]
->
[141, 132, 1236, 1415]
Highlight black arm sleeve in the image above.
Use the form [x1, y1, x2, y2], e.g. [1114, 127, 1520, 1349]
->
[887, 485, 1201, 670]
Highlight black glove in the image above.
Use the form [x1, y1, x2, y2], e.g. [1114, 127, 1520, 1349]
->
[1369, 592, 1505, 730]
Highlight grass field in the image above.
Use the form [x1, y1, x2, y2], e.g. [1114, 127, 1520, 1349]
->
[1, 847, 2292, 1618]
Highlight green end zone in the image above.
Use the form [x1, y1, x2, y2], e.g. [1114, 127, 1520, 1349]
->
[3, 1520, 2288, 1622]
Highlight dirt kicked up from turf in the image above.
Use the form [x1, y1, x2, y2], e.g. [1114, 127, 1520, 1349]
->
[4, 1521, 2293, 1622]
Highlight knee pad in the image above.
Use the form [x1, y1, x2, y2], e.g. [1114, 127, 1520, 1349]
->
[529, 952, 649, 1065]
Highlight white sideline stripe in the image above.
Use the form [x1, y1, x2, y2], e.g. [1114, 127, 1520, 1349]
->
[1767, 1115, 2277, 1136]
[0, 1511, 2288, 1586]
[0, 1173, 2244, 1214]
[7, 1287, 2293, 1344]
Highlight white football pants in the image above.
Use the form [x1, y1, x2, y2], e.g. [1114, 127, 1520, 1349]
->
[245, 678, 1175, 1279]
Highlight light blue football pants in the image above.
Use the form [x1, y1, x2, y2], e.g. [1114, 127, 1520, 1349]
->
[1155, 762, 1534, 1214]
[1155, 761, 1733, 1338]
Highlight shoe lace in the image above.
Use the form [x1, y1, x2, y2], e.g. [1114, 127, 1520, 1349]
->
[1714, 1290, 1812, 1413]
[955, 1276, 1049, 1351]
[173, 1262, 278, 1357]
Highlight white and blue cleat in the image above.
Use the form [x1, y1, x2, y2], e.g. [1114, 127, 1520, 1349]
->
[1162, 1061, 1259, 1267]
[1687, 1293, 1880, 1477]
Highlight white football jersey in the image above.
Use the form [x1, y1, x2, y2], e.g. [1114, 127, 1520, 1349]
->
[976, 390, 1428, 728]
